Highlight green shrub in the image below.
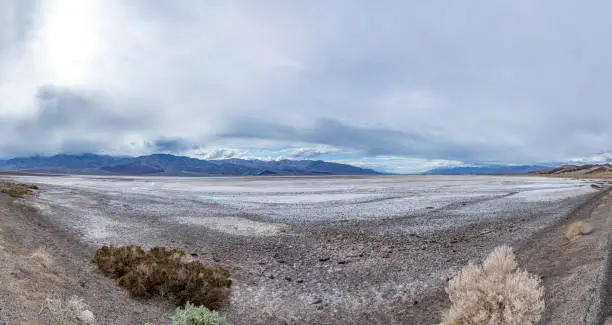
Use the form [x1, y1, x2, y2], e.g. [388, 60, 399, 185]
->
[92, 245, 231, 309]
[171, 303, 228, 325]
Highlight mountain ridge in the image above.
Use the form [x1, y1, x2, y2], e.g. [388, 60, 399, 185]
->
[0, 153, 381, 176]
[533, 164, 612, 176]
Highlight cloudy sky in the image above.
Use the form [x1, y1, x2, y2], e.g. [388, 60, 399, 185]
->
[1, 0, 612, 173]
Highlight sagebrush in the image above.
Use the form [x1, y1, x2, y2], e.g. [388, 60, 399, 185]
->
[92, 245, 231, 309]
[171, 302, 228, 325]
[565, 221, 593, 240]
[440, 246, 544, 325]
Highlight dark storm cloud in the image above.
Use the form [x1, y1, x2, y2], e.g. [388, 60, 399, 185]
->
[220, 118, 495, 161]
[151, 137, 197, 153]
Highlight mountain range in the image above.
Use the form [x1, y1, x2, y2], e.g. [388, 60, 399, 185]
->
[0, 154, 380, 176]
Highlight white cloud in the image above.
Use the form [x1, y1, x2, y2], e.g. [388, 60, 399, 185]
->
[331, 156, 467, 174]
[568, 152, 612, 164]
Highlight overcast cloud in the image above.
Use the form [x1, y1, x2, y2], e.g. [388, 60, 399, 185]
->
[1, 0, 612, 172]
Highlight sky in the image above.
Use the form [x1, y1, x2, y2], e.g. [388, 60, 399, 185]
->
[1, 0, 612, 173]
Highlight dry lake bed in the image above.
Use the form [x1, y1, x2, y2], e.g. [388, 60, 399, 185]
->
[4, 174, 609, 324]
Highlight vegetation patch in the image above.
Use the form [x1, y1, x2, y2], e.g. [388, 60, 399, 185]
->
[171, 302, 228, 325]
[92, 245, 231, 310]
[31, 247, 53, 268]
[565, 221, 593, 240]
[440, 245, 544, 325]
[0, 181, 39, 198]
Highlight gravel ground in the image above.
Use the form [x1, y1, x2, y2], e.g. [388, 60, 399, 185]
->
[2, 174, 610, 324]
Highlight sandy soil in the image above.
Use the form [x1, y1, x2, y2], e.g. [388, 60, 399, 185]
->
[0, 175, 610, 324]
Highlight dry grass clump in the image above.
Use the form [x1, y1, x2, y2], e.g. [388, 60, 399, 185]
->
[92, 245, 231, 310]
[40, 296, 96, 325]
[0, 181, 38, 198]
[31, 247, 53, 268]
[440, 246, 544, 325]
[565, 221, 593, 240]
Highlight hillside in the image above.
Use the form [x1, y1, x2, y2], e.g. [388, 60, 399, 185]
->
[0, 154, 380, 176]
[534, 164, 612, 176]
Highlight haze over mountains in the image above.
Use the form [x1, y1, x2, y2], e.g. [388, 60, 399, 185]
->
[423, 165, 553, 175]
[0, 154, 380, 176]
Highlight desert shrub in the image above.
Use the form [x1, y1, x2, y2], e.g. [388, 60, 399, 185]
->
[0, 181, 37, 198]
[92, 245, 231, 309]
[565, 221, 593, 240]
[171, 302, 228, 325]
[440, 246, 544, 325]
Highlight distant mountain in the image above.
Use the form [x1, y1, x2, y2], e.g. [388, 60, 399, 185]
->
[424, 165, 553, 175]
[0, 154, 381, 176]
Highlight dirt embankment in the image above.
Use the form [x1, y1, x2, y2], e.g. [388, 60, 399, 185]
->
[0, 195, 172, 324]
[517, 189, 612, 324]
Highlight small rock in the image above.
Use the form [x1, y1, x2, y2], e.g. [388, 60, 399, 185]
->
[268, 275, 275, 279]
[380, 247, 393, 258]
[77, 310, 96, 324]
[413, 300, 418, 305]
[190, 253, 198, 257]
[311, 298, 323, 305]
[285, 276, 292, 282]
[338, 260, 348, 265]
[296, 279, 304, 283]
[319, 257, 330, 262]
[426, 206, 434, 209]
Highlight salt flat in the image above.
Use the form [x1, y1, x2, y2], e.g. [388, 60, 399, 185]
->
[12, 175, 598, 239]
[5, 174, 605, 324]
